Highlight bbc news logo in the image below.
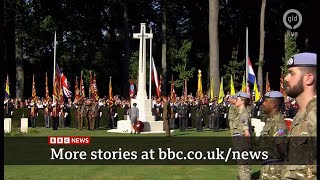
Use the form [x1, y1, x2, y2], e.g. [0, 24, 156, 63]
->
[48, 136, 90, 145]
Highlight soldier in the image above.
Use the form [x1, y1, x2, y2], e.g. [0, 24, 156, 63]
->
[162, 97, 171, 137]
[228, 95, 239, 135]
[169, 101, 177, 129]
[85, 99, 92, 130]
[281, 53, 317, 179]
[195, 100, 205, 132]
[43, 99, 50, 128]
[78, 99, 85, 130]
[232, 92, 252, 180]
[129, 103, 139, 134]
[210, 100, 221, 132]
[89, 100, 98, 130]
[59, 103, 65, 128]
[178, 99, 188, 131]
[109, 101, 118, 129]
[51, 102, 59, 130]
[259, 91, 287, 180]
[29, 99, 37, 128]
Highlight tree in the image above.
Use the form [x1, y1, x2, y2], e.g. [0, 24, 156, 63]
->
[171, 40, 195, 93]
[208, 0, 219, 95]
[161, 0, 167, 95]
[281, 31, 299, 75]
[257, 0, 266, 94]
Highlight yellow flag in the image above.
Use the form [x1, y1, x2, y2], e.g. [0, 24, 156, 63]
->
[5, 74, 10, 98]
[241, 73, 246, 92]
[218, 77, 224, 104]
[197, 69, 203, 99]
[254, 78, 260, 102]
[230, 75, 235, 95]
[210, 75, 214, 101]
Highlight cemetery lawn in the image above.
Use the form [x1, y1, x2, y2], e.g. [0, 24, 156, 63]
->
[4, 127, 262, 180]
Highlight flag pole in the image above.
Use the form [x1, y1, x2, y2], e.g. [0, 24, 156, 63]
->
[149, 27, 152, 100]
[246, 27, 249, 84]
[53, 31, 57, 103]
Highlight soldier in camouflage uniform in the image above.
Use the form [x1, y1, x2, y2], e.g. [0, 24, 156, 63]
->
[259, 91, 287, 180]
[281, 53, 317, 179]
[228, 95, 239, 135]
[231, 92, 252, 180]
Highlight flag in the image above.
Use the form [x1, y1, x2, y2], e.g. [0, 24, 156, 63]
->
[5, 74, 10, 99]
[45, 73, 49, 100]
[75, 76, 80, 101]
[197, 69, 203, 99]
[89, 71, 93, 98]
[246, 83, 251, 97]
[93, 73, 99, 100]
[241, 73, 246, 92]
[80, 71, 85, 98]
[218, 77, 224, 104]
[151, 58, 161, 97]
[266, 72, 271, 93]
[170, 75, 176, 102]
[129, 79, 135, 98]
[109, 76, 113, 101]
[158, 74, 162, 97]
[253, 78, 260, 102]
[59, 74, 64, 103]
[248, 57, 256, 84]
[53, 64, 62, 102]
[280, 71, 287, 98]
[32, 74, 37, 101]
[230, 75, 235, 95]
[210, 75, 214, 101]
[61, 73, 72, 98]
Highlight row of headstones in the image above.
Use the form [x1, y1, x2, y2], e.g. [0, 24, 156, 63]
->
[4, 118, 29, 133]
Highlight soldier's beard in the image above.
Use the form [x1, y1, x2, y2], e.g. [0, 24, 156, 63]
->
[284, 77, 304, 98]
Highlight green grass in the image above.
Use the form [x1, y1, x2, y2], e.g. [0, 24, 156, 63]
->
[4, 127, 261, 180]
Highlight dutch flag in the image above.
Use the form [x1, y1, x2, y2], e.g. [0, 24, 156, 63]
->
[248, 58, 256, 85]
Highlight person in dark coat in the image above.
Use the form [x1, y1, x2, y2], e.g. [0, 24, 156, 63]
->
[129, 103, 139, 134]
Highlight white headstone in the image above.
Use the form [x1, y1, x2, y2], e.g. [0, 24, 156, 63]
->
[21, 118, 29, 133]
[251, 118, 265, 137]
[4, 118, 12, 133]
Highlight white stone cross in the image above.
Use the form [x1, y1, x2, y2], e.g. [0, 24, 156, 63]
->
[133, 23, 153, 99]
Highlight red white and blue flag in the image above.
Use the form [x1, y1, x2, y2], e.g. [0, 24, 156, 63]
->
[129, 80, 135, 98]
[248, 58, 256, 85]
[151, 57, 161, 97]
[55, 64, 72, 99]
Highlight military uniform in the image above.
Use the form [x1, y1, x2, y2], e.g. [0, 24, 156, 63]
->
[162, 100, 171, 136]
[231, 92, 252, 180]
[78, 103, 85, 130]
[281, 96, 317, 179]
[195, 104, 204, 132]
[228, 104, 239, 135]
[209, 102, 221, 131]
[259, 91, 287, 180]
[178, 103, 188, 131]
[281, 53, 317, 180]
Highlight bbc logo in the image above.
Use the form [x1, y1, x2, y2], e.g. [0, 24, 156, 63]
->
[49, 137, 70, 145]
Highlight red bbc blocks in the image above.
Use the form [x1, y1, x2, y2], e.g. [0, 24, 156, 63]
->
[48, 136, 90, 145]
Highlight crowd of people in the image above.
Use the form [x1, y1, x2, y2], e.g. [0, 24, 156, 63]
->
[4, 91, 299, 131]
